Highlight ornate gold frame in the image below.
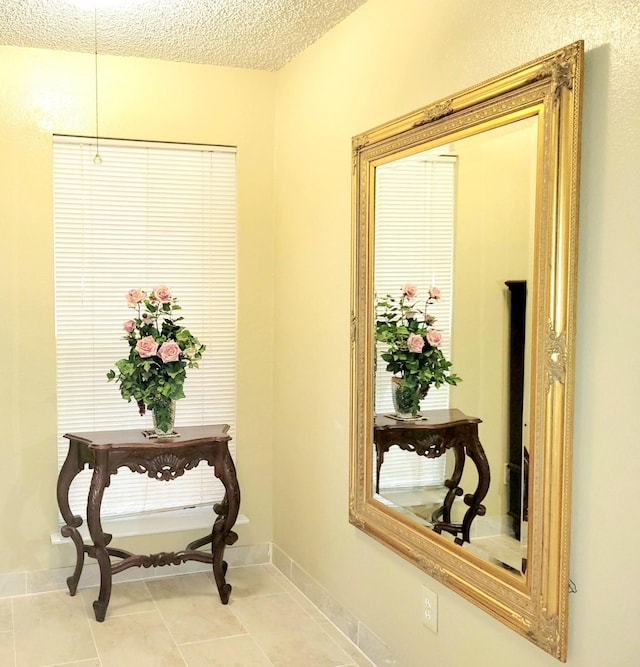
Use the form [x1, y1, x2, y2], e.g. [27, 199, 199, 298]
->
[349, 42, 583, 661]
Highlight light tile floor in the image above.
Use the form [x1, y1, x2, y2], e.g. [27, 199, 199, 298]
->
[1, 564, 376, 667]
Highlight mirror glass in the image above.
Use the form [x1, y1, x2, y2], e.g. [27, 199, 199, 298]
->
[373, 116, 538, 577]
[350, 42, 583, 661]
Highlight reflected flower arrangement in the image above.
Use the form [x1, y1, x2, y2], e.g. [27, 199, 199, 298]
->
[375, 283, 461, 415]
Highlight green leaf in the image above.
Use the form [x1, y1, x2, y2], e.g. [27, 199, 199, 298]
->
[115, 359, 135, 375]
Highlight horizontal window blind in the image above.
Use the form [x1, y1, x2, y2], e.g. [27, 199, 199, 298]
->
[374, 154, 456, 489]
[53, 136, 237, 520]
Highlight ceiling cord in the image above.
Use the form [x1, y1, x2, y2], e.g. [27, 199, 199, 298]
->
[93, 7, 102, 165]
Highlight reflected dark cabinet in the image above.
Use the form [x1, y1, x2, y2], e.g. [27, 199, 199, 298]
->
[505, 280, 527, 539]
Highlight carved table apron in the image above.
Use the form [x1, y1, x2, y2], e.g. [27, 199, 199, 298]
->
[56, 424, 240, 622]
[374, 409, 490, 545]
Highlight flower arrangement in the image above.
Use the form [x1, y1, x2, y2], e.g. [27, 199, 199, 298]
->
[375, 283, 461, 416]
[107, 286, 205, 432]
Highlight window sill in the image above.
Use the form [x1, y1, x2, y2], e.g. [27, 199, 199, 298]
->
[51, 506, 249, 545]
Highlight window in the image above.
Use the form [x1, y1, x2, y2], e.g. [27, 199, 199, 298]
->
[53, 136, 237, 520]
[374, 153, 456, 489]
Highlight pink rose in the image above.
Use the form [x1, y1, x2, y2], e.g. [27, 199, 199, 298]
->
[127, 288, 147, 307]
[426, 328, 443, 347]
[153, 285, 172, 303]
[429, 286, 442, 301]
[123, 320, 135, 333]
[407, 333, 425, 353]
[136, 335, 159, 358]
[402, 283, 418, 300]
[158, 340, 181, 363]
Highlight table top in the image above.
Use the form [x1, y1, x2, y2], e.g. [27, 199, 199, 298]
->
[374, 409, 481, 430]
[64, 424, 231, 449]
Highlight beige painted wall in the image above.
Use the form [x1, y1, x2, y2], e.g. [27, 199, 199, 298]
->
[1, 46, 276, 572]
[274, 1, 640, 666]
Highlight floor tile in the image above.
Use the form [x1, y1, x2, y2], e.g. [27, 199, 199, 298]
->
[47, 660, 101, 666]
[291, 563, 358, 640]
[210, 564, 286, 599]
[0, 571, 26, 598]
[0, 597, 12, 631]
[232, 593, 353, 667]
[179, 634, 273, 666]
[319, 622, 376, 667]
[356, 623, 395, 667]
[268, 568, 327, 623]
[13, 590, 97, 667]
[90, 610, 185, 667]
[0, 630, 15, 666]
[80, 579, 156, 617]
[146, 573, 246, 644]
[6, 563, 373, 667]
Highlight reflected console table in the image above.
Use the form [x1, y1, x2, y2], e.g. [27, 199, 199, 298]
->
[56, 424, 240, 622]
[374, 409, 490, 545]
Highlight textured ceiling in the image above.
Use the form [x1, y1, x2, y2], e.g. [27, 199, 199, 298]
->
[0, 0, 367, 71]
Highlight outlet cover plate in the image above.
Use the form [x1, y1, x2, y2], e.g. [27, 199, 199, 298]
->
[422, 585, 438, 632]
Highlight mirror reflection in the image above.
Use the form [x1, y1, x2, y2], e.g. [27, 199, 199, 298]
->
[372, 116, 539, 576]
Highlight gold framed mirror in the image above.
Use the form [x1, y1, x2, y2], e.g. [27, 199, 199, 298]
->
[349, 42, 583, 661]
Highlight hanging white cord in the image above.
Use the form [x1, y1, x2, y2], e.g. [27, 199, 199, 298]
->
[93, 8, 102, 165]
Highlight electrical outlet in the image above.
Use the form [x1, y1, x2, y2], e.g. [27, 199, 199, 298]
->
[421, 585, 438, 632]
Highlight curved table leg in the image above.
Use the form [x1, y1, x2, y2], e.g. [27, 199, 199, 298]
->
[56, 441, 87, 596]
[211, 448, 241, 604]
[375, 441, 385, 494]
[458, 428, 491, 545]
[441, 444, 465, 523]
[432, 443, 465, 536]
[87, 452, 113, 622]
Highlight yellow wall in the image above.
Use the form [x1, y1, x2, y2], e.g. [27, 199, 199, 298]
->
[274, 1, 640, 666]
[1, 46, 276, 571]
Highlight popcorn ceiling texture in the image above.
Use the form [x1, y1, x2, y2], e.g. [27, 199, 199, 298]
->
[0, 0, 367, 70]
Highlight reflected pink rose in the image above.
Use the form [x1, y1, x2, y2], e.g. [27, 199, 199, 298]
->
[429, 286, 442, 301]
[402, 283, 418, 300]
[123, 320, 135, 333]
[136, 336, 159, 358]
[153, 285, 172, 303]
[407, 333, 425, 353]
[426, 328, 442, 347]
[158, 340, 181, 363]
[127, 288, 147, 307]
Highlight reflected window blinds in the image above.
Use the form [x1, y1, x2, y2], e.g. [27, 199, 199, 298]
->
[374, 155, 456, 489]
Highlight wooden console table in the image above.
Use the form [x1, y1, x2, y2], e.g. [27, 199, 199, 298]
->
[374, 409, 490, 545]
[56, 424, 240, 622]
